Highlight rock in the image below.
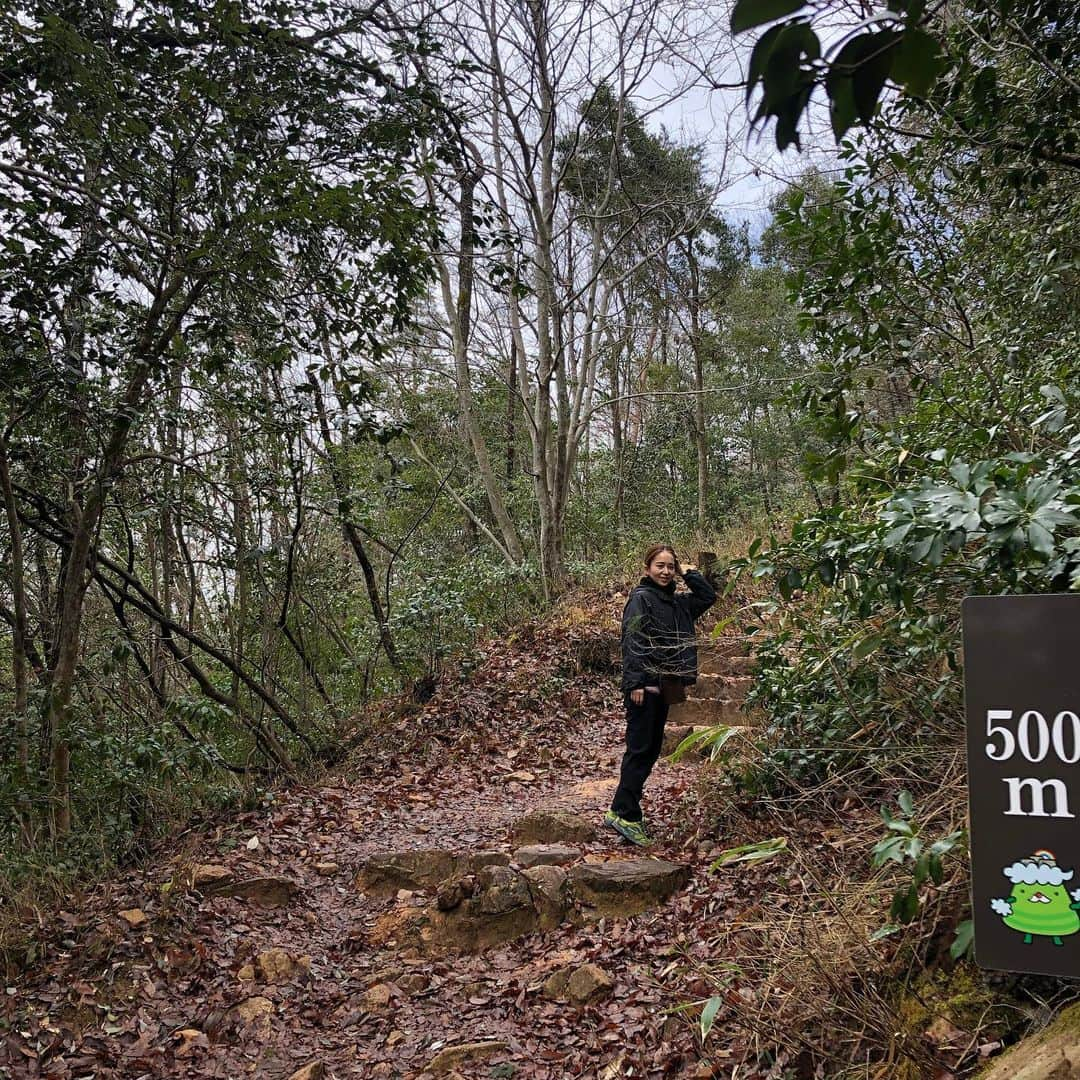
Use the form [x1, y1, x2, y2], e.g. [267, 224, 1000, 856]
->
[436, 876, 474, 911]
[505, 770, 536, 782]
[288, 1064, 326, 1080]
[464, 850, 511, 872]
[474, 865, 533, 916]
[191, 864, 232, 890]
[661, 724, 693, 756]
[666, 699, 742, 727]
[254, 948, 309, 984]
[425, 1041, 510, 1075]
[568, 858, 690, 918]
[522, 864, 570, 931]
[237, 964, 255, 982]
[427, 866, 540, 952]
[510, 808, 596, 845]
[232, 996, 274, 1026]
[542, 967, 571, 1001]
[363, 983, 394, 1010]
[978, 1001, 1080, 1079]
[210, 876, 301, 907]
[542, 963, 612, 1004]
[513, 844, 580, 869]
[567, 963, 613, 1003]
[397, 973, 427, 995]
[371, 864, 550, 954]
[118, 908, 147, 928]
[357, 849, 458, 895]
[367, 905, 430, 949]
[314, 862, 339, 877]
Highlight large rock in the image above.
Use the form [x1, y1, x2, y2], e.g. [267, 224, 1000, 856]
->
[232, 996, 274, 1028]
[698, 650, 754, 676]
[371, 865, 554, 954]
[661, 724, 693, 756]
[475, 865, 533, 916]
[667, 698, 749, 727]
[513, 844, 580, 869]
[191, 864, 233, 890]
[522, 864, 571, 930]
[254, 948, 309, 984]
[357, 849, 458, 895]
[693, 674, 753, 702]
[569, 858, 690, 918]
[544, 963, 614, 1004]
[979, 1002, 1080, 1079]
[429, 865, 541, 951]
[357, 849, 509, 896]
[210, 876, 301, 907]
[426, 1041, 509, 1075]
[510, 808, 596, 845]
[466, 850, 512, 873]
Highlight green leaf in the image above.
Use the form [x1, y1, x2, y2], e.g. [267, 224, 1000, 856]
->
[898, 790, 914, 815]
[669, 724, 740, 763]
[852, 632, 884, 660]
[700, 995, 723, 1040]
[890, 882, 919, 923]
[852, 31, 899, 122]
[869, 923, 902, 941]
[745, 22, 787, 104]
[711, 837, 788, 869]
[890, 28, 946, 98]
[950, 919, 974, 960]
[1028, 520, 1055, 557]
[731, 0, 808, 35]
[883, 523, 913, 548]
[826, 71, 858, 140]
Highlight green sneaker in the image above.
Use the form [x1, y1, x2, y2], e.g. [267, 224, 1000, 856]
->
[604, 810, 652, 847]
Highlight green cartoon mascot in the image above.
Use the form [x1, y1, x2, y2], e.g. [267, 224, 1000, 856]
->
[991, 850, 1080, 946]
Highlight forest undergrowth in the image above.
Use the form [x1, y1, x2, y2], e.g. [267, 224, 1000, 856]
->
[0, 569, 1065, 1078]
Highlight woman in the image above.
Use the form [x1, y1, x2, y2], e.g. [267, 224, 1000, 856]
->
[605, 544, 716, 846]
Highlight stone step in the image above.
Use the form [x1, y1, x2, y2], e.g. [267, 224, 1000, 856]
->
[667, 698, 750, 727]
[690, 674, 752, 702]
[698, 652, 755, 677]
[703, 637, 748, 657]
[357, 849, 510, 896]
[568, 858, 690, 918]
[367, 854, 691, 954]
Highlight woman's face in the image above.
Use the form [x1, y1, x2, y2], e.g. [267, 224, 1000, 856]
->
[646, 550, 677, 587]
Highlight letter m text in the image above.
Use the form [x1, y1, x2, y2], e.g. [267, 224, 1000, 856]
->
[1003, 777, 1075, 818]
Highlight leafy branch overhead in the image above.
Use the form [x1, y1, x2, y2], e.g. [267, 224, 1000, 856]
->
[732, 0, 946, 148]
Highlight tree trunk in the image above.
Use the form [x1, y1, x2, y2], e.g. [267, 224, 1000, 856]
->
[0, 432, 31, 839]
[687, 245, 709, 532]
[431, 163, 525, 564]
[311, 377, 405, 678]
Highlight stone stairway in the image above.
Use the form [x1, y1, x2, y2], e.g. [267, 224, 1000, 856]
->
[662, 641, 757, 754]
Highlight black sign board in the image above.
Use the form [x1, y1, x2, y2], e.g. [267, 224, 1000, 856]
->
[964, 594, 1080, 977]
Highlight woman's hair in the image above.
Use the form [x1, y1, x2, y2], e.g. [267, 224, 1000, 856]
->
[643, 543, 677, 568]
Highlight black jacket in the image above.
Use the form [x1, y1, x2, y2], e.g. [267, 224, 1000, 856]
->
[620, 569, 717, 693]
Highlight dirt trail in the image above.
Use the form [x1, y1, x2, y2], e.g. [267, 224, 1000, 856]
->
[2, 610, 761, 1079]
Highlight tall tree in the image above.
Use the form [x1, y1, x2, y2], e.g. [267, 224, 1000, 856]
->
[0, 0, 444, 834]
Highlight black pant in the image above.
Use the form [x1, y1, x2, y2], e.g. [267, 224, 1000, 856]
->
[611, 692, 669, 822]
